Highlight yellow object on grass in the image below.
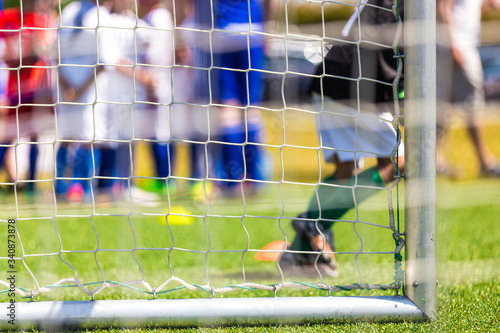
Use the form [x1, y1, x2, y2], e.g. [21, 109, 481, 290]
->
[158, 206, 194, 225]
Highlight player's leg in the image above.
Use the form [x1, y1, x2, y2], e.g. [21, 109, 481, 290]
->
[466, 113, 500, 176]
[244, 117, 266, 193]
[190, 141, 206, 180]
[220, 109, 245, 195]
[67, 143, 94, 202]
[27, 136, 38, 193]
[460, 46, 500, 175]
[55, 142, 70, 195]
[244, 46, 266, 185]
[281, 99, 404, 275]
[217, 50, 245, 195]
[63, 98, 97, 201]
[97, 145, 116, 193]
[282, 97, 362, 274]
[55, 99, 74, 197]
[152, 141, 174, 191]
[218, 47, 267, 195]
[312, 107, 404, 228]
[4, 144, 17, 184]
[285, 158, 401, 276]
[0, 144, 8, 171]
[436, 43, 455, 175]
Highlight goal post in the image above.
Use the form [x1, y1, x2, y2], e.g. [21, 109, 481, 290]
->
[0, 0, 437, 329]
[404, 0, 437, 319]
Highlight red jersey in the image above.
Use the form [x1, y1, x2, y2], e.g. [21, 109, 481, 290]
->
[0, 7, 55, 112]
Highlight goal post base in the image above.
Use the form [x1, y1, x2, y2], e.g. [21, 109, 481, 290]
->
[2, 296, 426, 330]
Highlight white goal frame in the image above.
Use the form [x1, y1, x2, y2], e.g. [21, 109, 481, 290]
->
[0, 0, 436, 329]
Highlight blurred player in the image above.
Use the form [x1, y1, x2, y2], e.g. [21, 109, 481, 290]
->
[437, 0, 500, 177]
[279, 0, 405, 277]
[56, 0, 102, 202]
[0, 0, 57, 194]
[211, 0, 275, 197]
[138, 0, 175, 195]
[0, 39, 9, 181]
[93, 0, 156, 200]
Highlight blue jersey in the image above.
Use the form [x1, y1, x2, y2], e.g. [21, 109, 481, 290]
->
[215, 0, 263, 29]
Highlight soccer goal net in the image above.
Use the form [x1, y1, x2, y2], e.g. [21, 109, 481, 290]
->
[0, 0, 435, 329]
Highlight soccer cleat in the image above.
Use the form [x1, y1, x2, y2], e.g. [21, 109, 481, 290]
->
[310, 234, 338, 271]
[480, 163, 500, 178]
[291, 213, 338, 271]
[67, 183, 84, 204]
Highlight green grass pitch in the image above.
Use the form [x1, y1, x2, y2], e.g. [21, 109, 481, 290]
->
[1, 177, 500, 332]
[1, 110, 500, 331]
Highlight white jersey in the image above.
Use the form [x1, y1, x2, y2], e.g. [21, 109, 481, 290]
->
[451, 0, 483, 47]
[141, 7, 174, 140]
[96, 9, 150, 105]
[170, 15, 210, 142]
[141, 7, 174, 105]
[92, 9, 152, 141]
[57, 1, 101, 140]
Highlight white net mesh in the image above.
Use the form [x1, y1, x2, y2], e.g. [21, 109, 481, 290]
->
[0, 0, 404, 301]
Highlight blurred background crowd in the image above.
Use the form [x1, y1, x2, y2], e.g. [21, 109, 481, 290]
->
[0, 0, 499, 205]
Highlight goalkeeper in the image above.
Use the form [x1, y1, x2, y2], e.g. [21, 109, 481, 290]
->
[279, 0, 405, 277]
